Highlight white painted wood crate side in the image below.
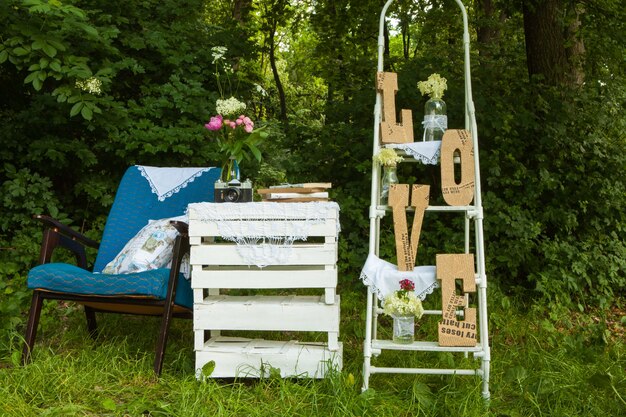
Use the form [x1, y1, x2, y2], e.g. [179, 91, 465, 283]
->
[195, 337, 343, 379]
[190, 243, 337, 266]
[194, 295, 340, 332]
[191, 267, 337, 289]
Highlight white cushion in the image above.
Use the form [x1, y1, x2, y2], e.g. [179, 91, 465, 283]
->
[103, 215, 187, 275]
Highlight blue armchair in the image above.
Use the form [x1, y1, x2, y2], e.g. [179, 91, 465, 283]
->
[22, 166, 220, 375]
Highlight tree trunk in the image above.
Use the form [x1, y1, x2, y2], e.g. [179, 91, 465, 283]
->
[476, 0, 505, 58]
[232, 0, 252, 22]
[565, 4, 585, 86]
[269, 19, 288, 122]
[522, 0, 584, 87]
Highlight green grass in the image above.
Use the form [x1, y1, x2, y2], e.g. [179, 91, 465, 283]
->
[1, 287, 624, 416]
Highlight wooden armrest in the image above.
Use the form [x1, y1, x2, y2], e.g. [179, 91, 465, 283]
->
[170, 220, 189, 236]
[34, 214, 99, 268]
[34, 214, 100, 249]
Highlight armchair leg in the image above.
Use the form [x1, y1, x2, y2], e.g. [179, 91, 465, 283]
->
[84, 306, 97, 338]
[22, 291, 44, 364]
[154, 299, 176, 376]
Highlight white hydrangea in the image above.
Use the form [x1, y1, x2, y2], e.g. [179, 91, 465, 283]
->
[383, 291, 425, 318]
[216, 97, 246, 116]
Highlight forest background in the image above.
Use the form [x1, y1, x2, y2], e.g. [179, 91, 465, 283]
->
[0, 0, 624, 415]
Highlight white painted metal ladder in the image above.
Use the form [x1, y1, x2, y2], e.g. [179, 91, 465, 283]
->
[361, 0, 491, 399]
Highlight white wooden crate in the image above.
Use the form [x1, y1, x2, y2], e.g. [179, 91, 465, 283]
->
[189, 202, 342, 379]
[195, 337, 343, 379]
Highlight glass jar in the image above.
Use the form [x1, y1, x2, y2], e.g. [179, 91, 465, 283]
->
[380, 165, 398, 206]
[392, 315, 415, 344]
[422, 96, 447, 141]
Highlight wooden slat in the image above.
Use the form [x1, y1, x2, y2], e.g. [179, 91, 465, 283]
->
[191, 267, 337, 289]
[195, 337, 343, 379]
[193, 295, 340, 332]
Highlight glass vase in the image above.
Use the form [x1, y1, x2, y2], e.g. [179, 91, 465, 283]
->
[221, 156, 240, 183]
[380, 165, 398, 206]
[422, 97, 447, 142]
[392, 315, 415, 344]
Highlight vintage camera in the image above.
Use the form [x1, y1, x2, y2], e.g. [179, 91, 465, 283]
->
[214, 178, 253, 203]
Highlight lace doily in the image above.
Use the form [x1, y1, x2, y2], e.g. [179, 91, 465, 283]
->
[385, 141, 441, 165]
[360, 253, 439, 301]
[188, 202, 340, 267]
[137, 166, 214, 201]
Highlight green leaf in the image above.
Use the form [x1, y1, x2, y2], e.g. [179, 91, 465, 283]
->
[0, 50, 8, 63]
[32, 77, 42, 91]
[24, 71, 39, 86]
[49, 61, 62, 72]
[247, 143, 262, 162]
[76, 22, 99, 37]
[101, 398, 117, 411]
[80, 105, 93, 120]
[13, 47, 29, 56]
[70, 102, 84, 117]
[42, 43, 57, 58]
[201, 360, 215, 378]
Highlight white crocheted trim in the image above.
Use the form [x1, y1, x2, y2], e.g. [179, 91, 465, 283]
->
[385, 141, 441, 165]
[359, 253, 439, 301]
[188, 202, 340, 267]
[137, 166, 213, 201]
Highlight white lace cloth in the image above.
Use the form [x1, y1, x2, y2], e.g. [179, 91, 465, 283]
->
[137, 166, 214, 201]
[385, 141, 441, 165]
[188, 202, 340, 267]
[360, 253, 439, 301]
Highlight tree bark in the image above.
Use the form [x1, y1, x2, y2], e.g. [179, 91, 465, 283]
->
[476, 0, 505, 58]
[268, 18, 288, 122]
[522, 0, 584, 87]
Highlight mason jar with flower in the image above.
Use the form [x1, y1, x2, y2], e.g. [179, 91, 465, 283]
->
[418, 73, 448, 142]
[374, 148, 403, 206]
[204, 97, 266, 183]
[383, 279, 425, 344]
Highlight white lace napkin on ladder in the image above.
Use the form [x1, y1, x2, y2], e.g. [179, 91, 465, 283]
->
[385, 140, 441, 165]
[360, 253, 439, 301]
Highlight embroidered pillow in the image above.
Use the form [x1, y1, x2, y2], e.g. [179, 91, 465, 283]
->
[103, 216, 186, 275]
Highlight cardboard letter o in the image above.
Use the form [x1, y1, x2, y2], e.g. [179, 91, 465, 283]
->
[440, 129, 475, 206]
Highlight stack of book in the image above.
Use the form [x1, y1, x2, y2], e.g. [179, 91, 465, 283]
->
[257, 183, 332, 202]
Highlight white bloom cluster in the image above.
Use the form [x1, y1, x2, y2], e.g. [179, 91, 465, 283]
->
[211, 46, 227, 64]
[383, 291, 425, 318]
[216, 97, 246, 117]
[374, 148, 403, 167]
[75, 77, 102, 95]
[418, 73, 447, 99]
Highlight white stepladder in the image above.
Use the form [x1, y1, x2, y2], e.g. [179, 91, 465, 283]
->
[361, 0, 491, 399]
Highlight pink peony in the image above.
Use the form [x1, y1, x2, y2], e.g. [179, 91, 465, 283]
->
[244, 124, 253, 133]
[204, 115, 223, 131]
